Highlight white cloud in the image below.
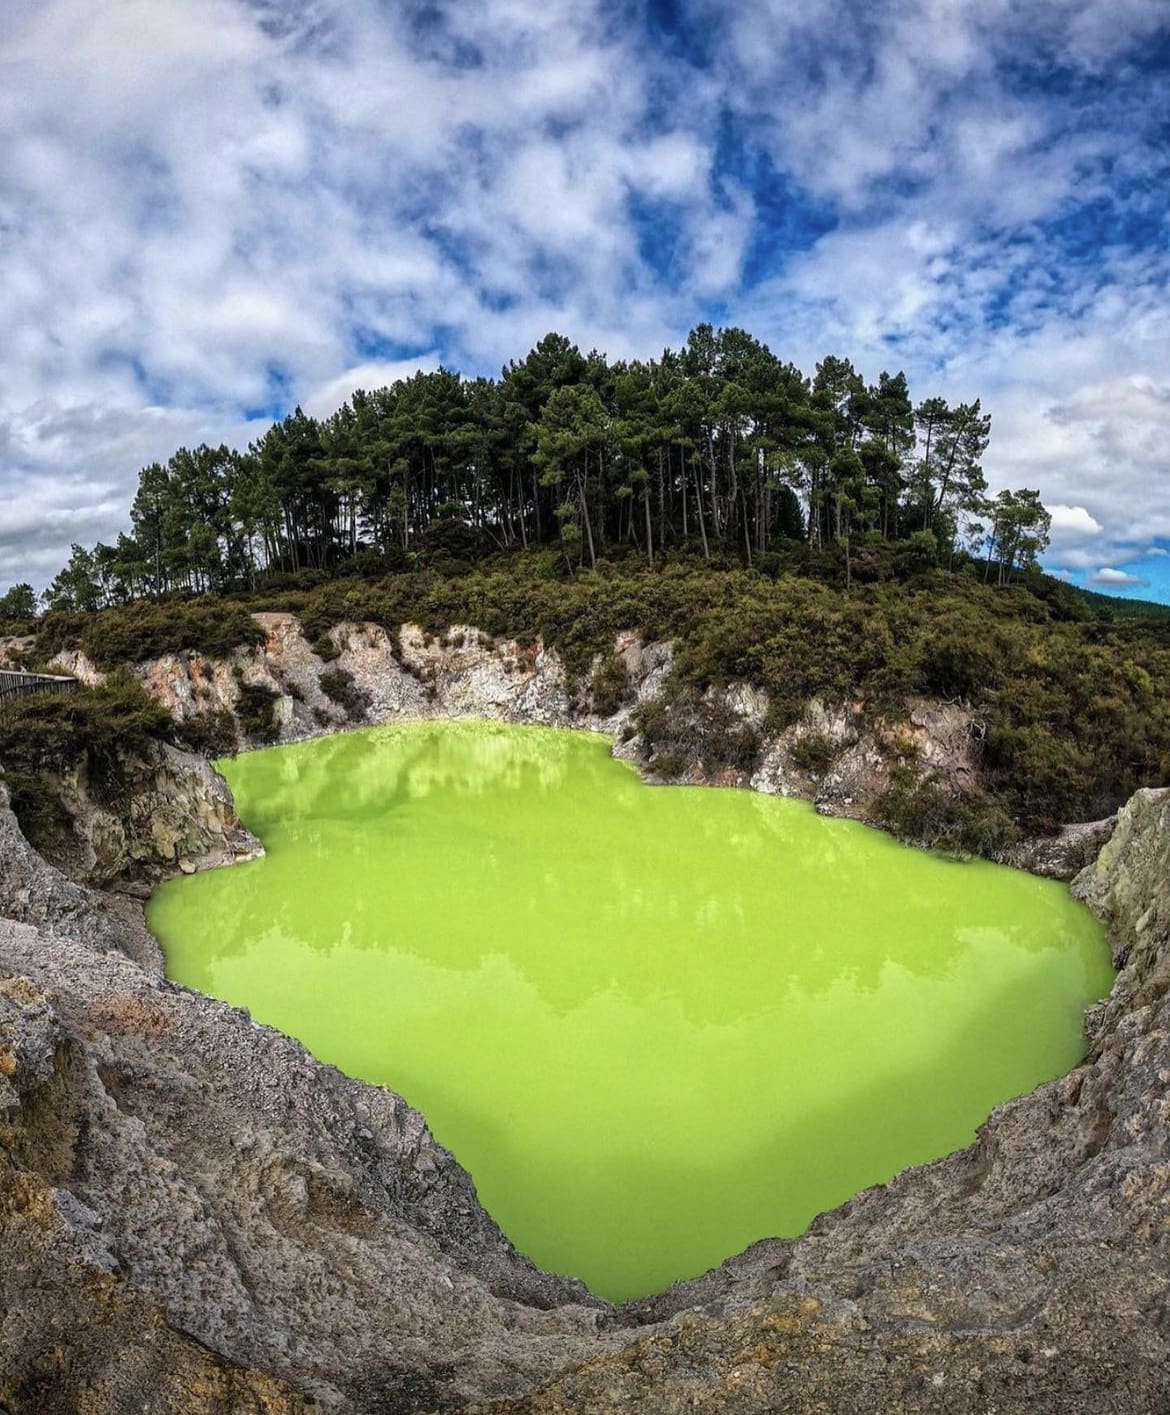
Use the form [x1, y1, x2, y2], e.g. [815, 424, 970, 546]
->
[303, 358, 443, 420]
[1089, 567, 1148, 587]
[1049, 505, 1103, 535]
[0, 0, 1166, 593]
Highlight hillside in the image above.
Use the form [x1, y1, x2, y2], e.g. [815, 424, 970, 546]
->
[3, 554, 1169, 864]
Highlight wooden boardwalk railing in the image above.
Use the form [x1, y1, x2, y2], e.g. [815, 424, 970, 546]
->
[0, 669, 79, 703]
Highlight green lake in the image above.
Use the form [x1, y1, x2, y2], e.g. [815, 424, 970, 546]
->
[148, 721, 1112, 1301]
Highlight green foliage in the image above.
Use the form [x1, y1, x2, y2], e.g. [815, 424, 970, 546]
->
[637, 683, 762, 777]
[37, 598, 266, 668]
[590, 651, 632, 717]
[0, 675, 173, 778]
[789, 733, 834, 774]
[42, 324, 1063, 603]
[916, 617, 1004, 700]
[0, 676, 174, 837]
[236, 683, 280, 743]
[0, 583, 37, 623]
[43, 545, 103, 613]
[1067, 586, 1170, 621]
[318, 668, 370, 720]
[176, 709, 238, 759]
[874, 767, 1019, 856]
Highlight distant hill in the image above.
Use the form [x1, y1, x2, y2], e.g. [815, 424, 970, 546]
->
[1065, 584, 1170, 621]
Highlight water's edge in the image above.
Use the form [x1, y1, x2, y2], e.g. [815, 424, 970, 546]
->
[148, 720, 1112, 1301]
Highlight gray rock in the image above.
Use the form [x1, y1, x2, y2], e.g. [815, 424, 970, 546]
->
[0, 906, 608, 1411]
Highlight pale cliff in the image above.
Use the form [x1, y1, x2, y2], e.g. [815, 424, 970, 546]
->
[47, 611, 990, 855]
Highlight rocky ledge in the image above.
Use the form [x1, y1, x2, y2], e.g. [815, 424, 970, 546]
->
[1, 709, 1168, 1410]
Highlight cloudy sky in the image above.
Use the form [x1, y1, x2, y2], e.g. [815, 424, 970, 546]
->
[1, 0, 1168, 598]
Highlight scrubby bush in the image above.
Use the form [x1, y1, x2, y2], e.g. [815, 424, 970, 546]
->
[38, 598, 265, 668]
[318, 668, 370, 721]
[636, 683, 762, 776]
[0, 675, 175, 839]
[0, 675, 172, 778]
[875, 766, 1018, 856]
[176, 709, 238, 759]
[590, 650, 631, 717]
[789, 732, 834, 775]
[236, 683, 280, 743]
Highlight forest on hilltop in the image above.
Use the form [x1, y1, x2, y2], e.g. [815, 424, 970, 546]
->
[4, 326, 1054, 615]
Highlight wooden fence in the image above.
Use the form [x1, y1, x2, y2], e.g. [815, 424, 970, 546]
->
[0, 669, 79, 704]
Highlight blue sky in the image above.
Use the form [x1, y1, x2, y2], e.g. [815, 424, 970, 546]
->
[1, 0, 1168, 598]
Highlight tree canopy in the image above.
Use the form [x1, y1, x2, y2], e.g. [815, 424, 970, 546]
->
[39, 327, 1051, 611]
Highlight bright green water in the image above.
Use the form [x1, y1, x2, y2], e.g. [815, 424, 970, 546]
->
[148, 722, 1111, 1301]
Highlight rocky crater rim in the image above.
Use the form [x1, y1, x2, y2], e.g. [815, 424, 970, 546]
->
[28, 608, 1119, 881]
[20, 609, 1125, 1301]
[2, 611, 1167, 1412]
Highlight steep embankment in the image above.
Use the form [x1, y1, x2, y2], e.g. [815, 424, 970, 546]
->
[1, 619, 1168, 1411]
[43, 610, 994, 870]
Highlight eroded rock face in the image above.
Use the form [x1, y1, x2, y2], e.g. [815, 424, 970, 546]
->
[0, 977, 312, 1415]
[1005, 814, 1119, 881]
[50, 614, 1000, 846]
[1073, 786, 1170, 1041]
[746, 697, 981, 818]
[34, 740, 263, 890]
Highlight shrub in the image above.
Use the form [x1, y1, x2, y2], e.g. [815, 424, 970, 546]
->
[651, 750, 689, 780]
[590, 650, 631, 717]
[236, 683, 280, 743]
[318, 668, 370, 721]
[635, 683, 762, 776]
[874, 766, 1019, 856]
[790, 732, 834, 775]
[0, 676, 175, 836]
[38, 598, 265, 668]
[0, 674, 173, 779]
[176, 709, 238, 759]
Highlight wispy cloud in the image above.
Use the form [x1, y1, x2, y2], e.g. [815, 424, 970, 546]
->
[0, 0, 1167, 593]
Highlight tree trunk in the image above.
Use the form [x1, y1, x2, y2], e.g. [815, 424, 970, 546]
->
[679, 445, 688, 538]
[693, 453, 710, 559]
[579, 458, 597, 570]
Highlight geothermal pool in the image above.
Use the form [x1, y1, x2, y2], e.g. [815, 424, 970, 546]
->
[148, 722, 1111, 1301]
